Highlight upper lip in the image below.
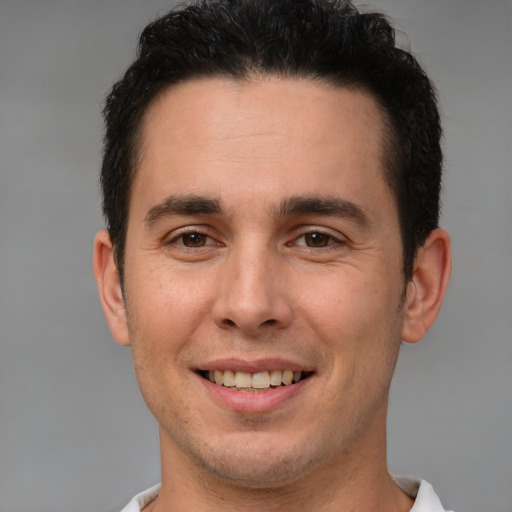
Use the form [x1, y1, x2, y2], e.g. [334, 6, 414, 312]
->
[196, 358, 314, 374]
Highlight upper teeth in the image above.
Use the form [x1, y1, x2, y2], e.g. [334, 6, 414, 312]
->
[208, 370, 302, 389]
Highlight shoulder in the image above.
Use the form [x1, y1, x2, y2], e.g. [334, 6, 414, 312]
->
[393, 475, 454, 512]
[119, 483, 161, 512]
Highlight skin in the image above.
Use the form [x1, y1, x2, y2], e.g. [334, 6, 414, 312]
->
[94, 77, 451, 511]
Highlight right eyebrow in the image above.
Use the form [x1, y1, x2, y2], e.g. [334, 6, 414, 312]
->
[144, 194, 222, 228]
[276, 195, 370, 228]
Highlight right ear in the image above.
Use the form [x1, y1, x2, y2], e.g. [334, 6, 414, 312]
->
[93, 230, 130, 346]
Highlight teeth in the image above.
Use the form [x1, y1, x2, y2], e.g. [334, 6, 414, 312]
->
[235, 371, 251, 388]
[224, 370, 236, 387]
[206, 369, 305, 389]
[282, 370, 293, 386]
[269, 370, 283, 386]
[252, 371, 270, 388]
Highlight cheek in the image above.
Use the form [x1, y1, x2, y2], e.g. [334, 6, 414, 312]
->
[295, 266, 403, 365]
[124, 269, 209, 414]
[126, 263, 214, 342]
[295, 267, 388, 326]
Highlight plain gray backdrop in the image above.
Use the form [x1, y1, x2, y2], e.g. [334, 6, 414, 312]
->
[0, 1, 511, 511]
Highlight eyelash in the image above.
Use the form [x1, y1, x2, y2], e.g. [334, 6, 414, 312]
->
[290, 229, 345, 249]
[167, 229, 218, 248]
[166, 227, 345, 250]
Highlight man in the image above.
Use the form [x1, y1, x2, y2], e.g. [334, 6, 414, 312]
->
[93, 0, 452, 510]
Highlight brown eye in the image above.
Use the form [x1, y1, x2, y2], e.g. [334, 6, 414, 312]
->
[182, 233, 207, 247]
[304, 232, 331, 247]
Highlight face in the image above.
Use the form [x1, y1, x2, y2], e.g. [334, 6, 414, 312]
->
[112, 78, 410, 486]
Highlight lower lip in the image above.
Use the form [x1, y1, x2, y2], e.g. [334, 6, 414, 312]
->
[199, 375, 310, 414]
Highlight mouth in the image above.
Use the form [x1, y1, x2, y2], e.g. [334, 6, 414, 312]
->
[198, 369, 313, 392]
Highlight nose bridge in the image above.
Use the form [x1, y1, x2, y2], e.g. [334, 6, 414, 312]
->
[212, 239, 292, 334]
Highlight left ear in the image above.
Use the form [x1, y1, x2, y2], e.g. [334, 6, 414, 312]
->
[401, 228, 452, 344]
[93, 229, 130, 346]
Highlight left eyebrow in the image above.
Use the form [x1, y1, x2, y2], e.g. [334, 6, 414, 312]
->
[276, 195, 370, 227]
[144, 194, 222, 228]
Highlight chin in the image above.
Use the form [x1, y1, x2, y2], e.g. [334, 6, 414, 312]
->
[201, 454, 314, 489]
[184, 431, 323, 489]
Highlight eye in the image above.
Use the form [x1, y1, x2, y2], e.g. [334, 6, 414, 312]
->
[302, 232, 332, 247]
[163, 227, 223, 261]
[294, 231, 339, 248]
[180, 232, 208, 247]
[167, 230, 217, 249]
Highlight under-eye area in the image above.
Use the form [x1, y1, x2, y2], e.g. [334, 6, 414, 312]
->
[197, 369, 313, 391]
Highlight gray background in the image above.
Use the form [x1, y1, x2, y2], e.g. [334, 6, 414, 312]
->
[0, 1, 511, 511]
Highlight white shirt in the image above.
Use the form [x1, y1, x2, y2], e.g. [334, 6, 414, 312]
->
[120, 476, 453, 511]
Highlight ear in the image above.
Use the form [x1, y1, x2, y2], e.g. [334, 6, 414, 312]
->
[401, 228, 452, 344]
[93, 229, 130, 346]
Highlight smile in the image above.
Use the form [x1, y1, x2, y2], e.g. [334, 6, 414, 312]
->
[199, 369, 312, 391]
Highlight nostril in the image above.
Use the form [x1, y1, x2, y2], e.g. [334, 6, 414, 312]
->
[222, 318, 277, 329]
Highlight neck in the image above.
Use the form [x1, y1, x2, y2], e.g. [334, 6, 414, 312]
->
[150, 408, 413, 512]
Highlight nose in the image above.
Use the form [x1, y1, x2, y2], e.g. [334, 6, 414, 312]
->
[212, 246, 293, 337]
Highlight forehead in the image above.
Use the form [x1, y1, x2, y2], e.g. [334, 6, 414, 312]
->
[140, 77, 385, 151]
[133, 77, 391, 213]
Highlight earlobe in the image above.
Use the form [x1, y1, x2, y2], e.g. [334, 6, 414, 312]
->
[93, 230, 130, 346]
[401, 228, 452, 344]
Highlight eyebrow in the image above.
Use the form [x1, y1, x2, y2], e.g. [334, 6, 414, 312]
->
[144, 194, 222, 228]
[277, 195, 370, 226]
[144, 193, 369, 228]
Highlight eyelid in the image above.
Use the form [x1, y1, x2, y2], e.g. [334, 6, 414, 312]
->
[165, 225, 221, 247]
[163, 224, 347, 248]
[289, 226, 347, 246]
[286, 226, 350, 255]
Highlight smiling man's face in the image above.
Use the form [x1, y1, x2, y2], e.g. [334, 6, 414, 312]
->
[98, 77, 413, 487]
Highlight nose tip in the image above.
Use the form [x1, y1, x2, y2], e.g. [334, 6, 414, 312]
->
[215, 310, 288, 337]
[212, 255, 293, 336]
